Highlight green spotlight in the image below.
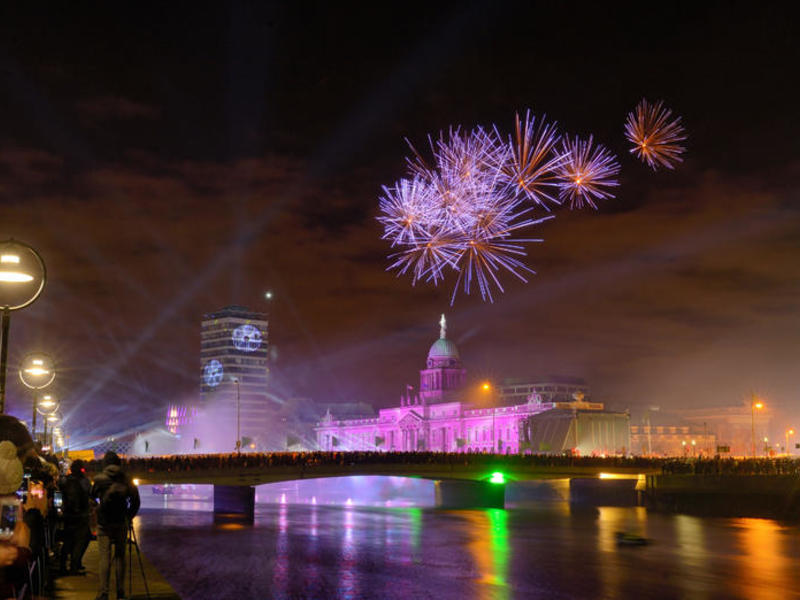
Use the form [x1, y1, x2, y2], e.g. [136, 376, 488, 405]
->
[489, 471, 505, 484]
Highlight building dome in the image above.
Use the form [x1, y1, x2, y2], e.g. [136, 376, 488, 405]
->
[428, 337, 460, 360]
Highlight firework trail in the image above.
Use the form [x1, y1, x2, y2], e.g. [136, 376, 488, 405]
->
[624, 98, 687, 170]
[500, 110, 565, 208]
[556, 135, 621, 209]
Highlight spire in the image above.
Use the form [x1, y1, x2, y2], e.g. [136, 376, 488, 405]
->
[439, 313, 447, 339]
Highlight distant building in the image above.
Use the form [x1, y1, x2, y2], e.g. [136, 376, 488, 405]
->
[629, 425, 716, 457]
[499, 376, 589, 405]
[673, 403, 772, 457]
[315, 315, 621, 454]
[200, 305, 270, 449]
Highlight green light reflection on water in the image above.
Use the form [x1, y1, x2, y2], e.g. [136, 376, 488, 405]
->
[487, 508, 509, 589]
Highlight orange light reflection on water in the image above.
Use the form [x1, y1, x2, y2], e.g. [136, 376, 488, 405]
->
[735, 518, 793, 600]
[464, 509, 510, 600]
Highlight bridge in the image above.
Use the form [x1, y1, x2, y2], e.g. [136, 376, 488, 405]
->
[116, 452, 662, 521]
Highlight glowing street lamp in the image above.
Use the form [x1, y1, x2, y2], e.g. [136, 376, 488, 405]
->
[480, 381, 497, 453]
[0, 239, 47, 413]
[751, 395, 764, 459]
[19, 352, 56, 437]
[786, 428, 795, 456]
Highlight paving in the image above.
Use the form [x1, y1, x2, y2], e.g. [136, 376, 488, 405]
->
[54, 536, 181, 600]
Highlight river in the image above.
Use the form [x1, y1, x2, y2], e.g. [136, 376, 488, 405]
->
[131, 480, 800, 599]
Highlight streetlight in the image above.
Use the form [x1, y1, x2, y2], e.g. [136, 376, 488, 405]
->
[691, 439, 697, 458]
[18, 352, 56, 438]
[786, 428, 795, 456]
[751, 395, 764, 459]
[44, 412, 60, 449]
[480, 381, 496, 453]
[0, 239, 47, 414]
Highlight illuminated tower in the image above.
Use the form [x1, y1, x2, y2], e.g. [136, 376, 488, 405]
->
[418, 314, 466, 404]
[200, 305, 269, 450]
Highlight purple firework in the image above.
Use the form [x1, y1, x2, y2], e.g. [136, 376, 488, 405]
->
[377, 177, 433, 247]
[556, 135, 620, 209]
[501, 110, 565, 208]
[386, 228, 461, 286]
[450, 195, 553, 303]
[382, 111, 620, 302]
[624, 98, 687, 170]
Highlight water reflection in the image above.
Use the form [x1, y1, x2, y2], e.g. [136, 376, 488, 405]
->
[338, 504, 358, 599]
[735, 518, 793, 600]
[674, 513, 708, 597]
[272, 501, 289, 598]
[132, 496, 800, 600]
[463, 509, 510, 599]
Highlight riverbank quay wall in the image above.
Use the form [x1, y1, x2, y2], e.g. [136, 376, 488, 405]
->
[644, 474, 800, 519]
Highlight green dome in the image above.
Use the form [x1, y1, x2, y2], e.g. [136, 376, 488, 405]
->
[428, 338, 460, 360]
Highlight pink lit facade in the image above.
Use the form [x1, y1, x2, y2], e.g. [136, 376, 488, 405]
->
[315, 316, 563, 453]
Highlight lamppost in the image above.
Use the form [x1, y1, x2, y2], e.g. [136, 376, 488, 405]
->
[786, 428, 795, 456]
[232, 377, 241, 453]
[691, 439, 697, 458]
[481, 381, 496, 453]
[37, 399, 59, 448]
[18, 352, 56, 439]
[0, 239, 47, 414]
[751, 395, 764, 459]
[45, 413, 60, 449]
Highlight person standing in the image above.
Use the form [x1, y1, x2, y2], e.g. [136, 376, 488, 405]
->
[90, 452, 140, 600]
[59, 459, 91, 574]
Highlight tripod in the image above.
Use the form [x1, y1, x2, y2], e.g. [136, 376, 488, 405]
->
[126, 521, 151, 599]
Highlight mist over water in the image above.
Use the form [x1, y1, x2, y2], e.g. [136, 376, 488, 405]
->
[134, 478, 800, 599]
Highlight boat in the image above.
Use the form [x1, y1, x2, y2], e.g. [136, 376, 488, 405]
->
[615, 531, 650, 546]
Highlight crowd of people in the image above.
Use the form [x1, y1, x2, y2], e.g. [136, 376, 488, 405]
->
[661, 456, 800, 475]
[0, 415, 140, 600]
[88, 449, 800, 477]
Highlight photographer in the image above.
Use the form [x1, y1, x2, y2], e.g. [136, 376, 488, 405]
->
[90, 452, 140, 600]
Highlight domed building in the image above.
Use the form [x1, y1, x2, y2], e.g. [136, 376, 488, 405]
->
[315, 315, 628, 454]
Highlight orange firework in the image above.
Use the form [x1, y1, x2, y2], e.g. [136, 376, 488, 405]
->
[625, 98, 687, 170]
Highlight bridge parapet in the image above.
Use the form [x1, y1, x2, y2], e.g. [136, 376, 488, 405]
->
[127, 460, 659, 487]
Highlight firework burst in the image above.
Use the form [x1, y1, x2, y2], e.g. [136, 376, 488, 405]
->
[380, 110, 623, 302]
[500, 110, 564, 208]
[556, 135, 620, 209]
[377, 177, 434, 247]
[624, 98, 687, 170]
[450, 200, 553, 303]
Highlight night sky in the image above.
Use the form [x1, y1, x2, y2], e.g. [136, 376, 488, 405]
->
[1, 2, 799, 443]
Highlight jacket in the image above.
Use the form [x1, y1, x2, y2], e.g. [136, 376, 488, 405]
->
[89, 464, 141, 529]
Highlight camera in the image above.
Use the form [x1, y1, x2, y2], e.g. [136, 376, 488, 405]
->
[15, 472, 31, 502]
[0, 498, 21, 540]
